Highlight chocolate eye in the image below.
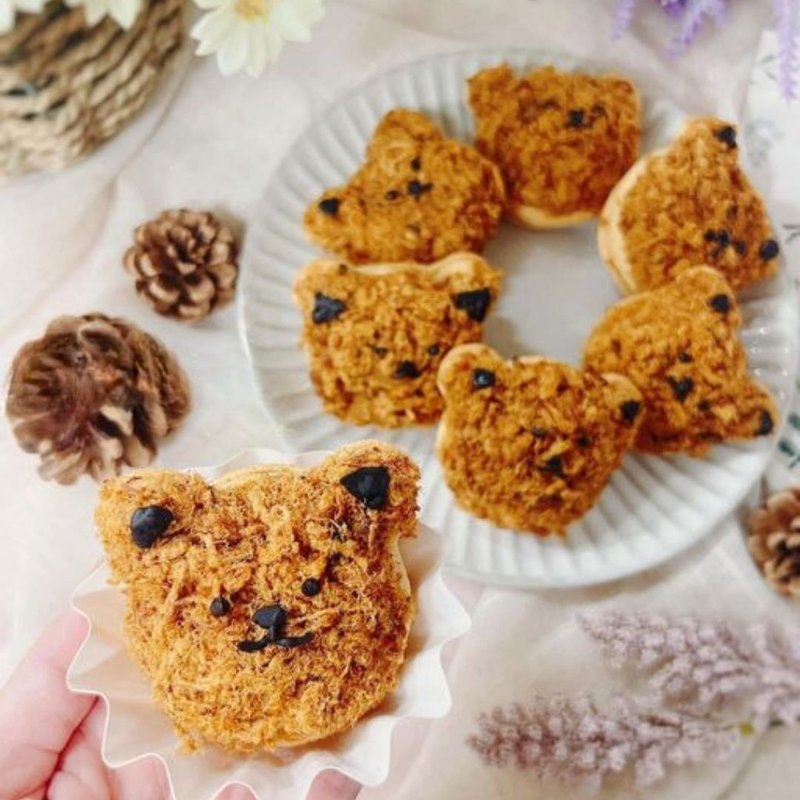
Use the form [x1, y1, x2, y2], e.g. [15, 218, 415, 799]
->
[210, 596, 231, 617]
[472, 368, 495, 389]
[302, 578, 321, 597]
[428, 344, 440, 356]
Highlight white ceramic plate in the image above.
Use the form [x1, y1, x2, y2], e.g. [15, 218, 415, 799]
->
[239, 48, 798, 589]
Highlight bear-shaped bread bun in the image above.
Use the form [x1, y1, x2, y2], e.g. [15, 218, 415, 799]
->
[95, 441, 420, 752]
[294, 253, 502, 427]
[303, 109, 506, 264]
[436, 343, 643, 536]
[583, 267, 778, 455]
[468, 64, 640, 228]
[599, 117, 780, 293]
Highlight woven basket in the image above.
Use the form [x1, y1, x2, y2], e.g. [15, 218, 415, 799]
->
[0, 0, 184, 178]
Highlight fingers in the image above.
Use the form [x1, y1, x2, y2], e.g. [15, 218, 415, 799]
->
[46, 701, 113, 799]
[0, 608, 95, 800]
[307, 771, 361, 800]
[216, 785, 256, 800]
[110, 755, 173, 800]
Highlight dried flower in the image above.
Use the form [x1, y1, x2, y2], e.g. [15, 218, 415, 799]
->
[582, 613, 800, 731]
[468, 695, 739, 792]
[614, 0, 800, 100]
[612, 0, 641, 39]
[470, 613, 800, 792]
[774, 0, 800, 100]
[669, 0, 727, 55]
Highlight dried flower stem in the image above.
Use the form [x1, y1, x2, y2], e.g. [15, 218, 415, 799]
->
[470, 613, 800, 792]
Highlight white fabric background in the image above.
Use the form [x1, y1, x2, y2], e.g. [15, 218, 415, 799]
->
[1, 0, 798, 797]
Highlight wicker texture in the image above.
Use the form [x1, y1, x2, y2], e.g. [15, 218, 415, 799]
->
[0, 0, 184, 177]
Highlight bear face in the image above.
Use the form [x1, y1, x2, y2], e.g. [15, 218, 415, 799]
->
[303, 109, 506, 264]
[583, 267, 778, 456]
[436, 344, 643, 536]
[599, 117, 780, 293]
[468, 64, 641, 228]
[293, 253, 502, 427]
[95, 441, 420, 753]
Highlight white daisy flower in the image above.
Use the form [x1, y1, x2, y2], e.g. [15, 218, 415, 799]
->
[64, 0, 144, 30]
[0, 0, 47, 35]
[192, 0, 326, 77]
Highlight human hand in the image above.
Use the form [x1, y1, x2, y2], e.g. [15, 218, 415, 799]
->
[0, 609, 361, 800]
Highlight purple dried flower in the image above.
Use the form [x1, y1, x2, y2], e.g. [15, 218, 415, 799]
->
[659, 0, 689, 17]
[669, 0, 727, 55]
[774, 0, 800, 100]
[613, 0, 642, 39]
[582, 613, 800, 731]
[468, 694, 739, 791]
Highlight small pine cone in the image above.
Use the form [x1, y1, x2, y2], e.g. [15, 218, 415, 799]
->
[747, 488, 800, 599]
[5, 314, 190, 485]
[124, 209, 238, 322]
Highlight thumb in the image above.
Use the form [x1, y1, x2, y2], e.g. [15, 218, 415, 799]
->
[0, 608, 95, 799]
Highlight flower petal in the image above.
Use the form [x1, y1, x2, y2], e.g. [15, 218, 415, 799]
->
[217, 22, 249, 76]
[191, 6, 235, 53]
[271, 1, 312, 41]
[244, 24, 268, 77]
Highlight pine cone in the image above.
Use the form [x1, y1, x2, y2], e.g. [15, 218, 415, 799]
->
[124, 209, 238, 322]
[5, 314, 190, 485]
[747, 488, 800, 599]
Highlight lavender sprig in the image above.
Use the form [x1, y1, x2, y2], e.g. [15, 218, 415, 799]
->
[613, 0, 642, 39]
[581, 613, 800, 729]
[468, 695, 739, 792]
[774, 0, 800, 100]
[669, 0, 726, 55]
[470, 614, 800, 792]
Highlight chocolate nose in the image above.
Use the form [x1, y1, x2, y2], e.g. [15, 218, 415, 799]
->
[394, 360, 421, 379]
[567, 108, 585, 128]
[238, 604, 315, 653]
[253, 604, 287, 633]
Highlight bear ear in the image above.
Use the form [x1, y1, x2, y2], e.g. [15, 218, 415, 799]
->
[95, 472, 208, 581]
[682, 117, 739, 156]
[728, 381, 778, 442]
[293, 260, 351, 325]
[602, 74, 638, 101]
[437, 343, 502, 398]
[673, 267, 741, 326]
[370, 109, 442, 151]
[316, 441, 420, 546]
[468, 64, 516, 110]
[430, 253, 500, 323]
[600, 373, 645, 430]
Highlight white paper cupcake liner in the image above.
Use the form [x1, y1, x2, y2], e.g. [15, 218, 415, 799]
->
[67, 447, 471, 800]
